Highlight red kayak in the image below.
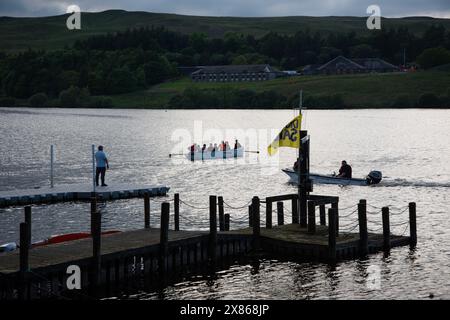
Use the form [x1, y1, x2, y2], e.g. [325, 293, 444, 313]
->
[32, 230, 121, 247]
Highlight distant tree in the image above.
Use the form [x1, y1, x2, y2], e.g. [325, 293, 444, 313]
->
[317, 47, 342, 64]
[252, 90, 287, 108]
[59, 86, 90, 108]
[422, 24, 447, 49]
[143, 56, 173, 85]
[417, 93, 441, 107]
[231, 55, 248, 65]
[106, 68, 137, 94]
[190, 33, 208, 53]
[349, 44, 376, 58]
[89, 96, 114, 108]
[416, 47, 450, 69]
[29, 92, 48, 107]
[0, 96, 16, 107]
[232, 89, 255, 108]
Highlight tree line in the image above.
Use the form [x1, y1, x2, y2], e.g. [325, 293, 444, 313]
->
[0, 24, 449, 107]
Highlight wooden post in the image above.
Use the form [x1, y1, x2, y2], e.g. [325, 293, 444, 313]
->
[224, 214, 230, 231]
[144, 192, 150, 229]
[24, 206, 31, 247]
[91, 201, 102, 291]
[248, 204, 253, 228]
[328, 208, 337, 262]
[266, 200, 272, 229]
[252, 196, 261, 250]
[208, 195, 217, 262]
[19, 222, 29, 300]
[307, 200, 316, 234]
[277, 201, 284, 226]
[90, 196, 97, 235]
[159, 202, 170, 275]
[358, 200, 368, 256]
[382, 207, 390, 251]
[332, 201, 339, 237]
[299, 130, 308, 228]
[218, 196, 225, 231]
[174, 193, 180, 231]
[409, 202, 417, 247]
[292, 196, 299, 224]
[319, 205, 326, 226]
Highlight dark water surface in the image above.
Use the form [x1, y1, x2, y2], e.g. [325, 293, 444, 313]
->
[1, 108, 449, 299]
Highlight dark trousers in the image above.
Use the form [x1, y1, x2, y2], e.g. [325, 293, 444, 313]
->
[96, 167, 106, 186]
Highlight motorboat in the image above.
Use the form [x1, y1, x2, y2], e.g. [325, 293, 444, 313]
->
[282, 168, 382, 186]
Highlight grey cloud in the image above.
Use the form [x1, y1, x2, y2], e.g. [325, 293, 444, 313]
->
[0, 0, 449, 18]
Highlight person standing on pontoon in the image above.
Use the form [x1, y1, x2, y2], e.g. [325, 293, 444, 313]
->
[95, 145, 109, 187]
[337, 160, 352, 179]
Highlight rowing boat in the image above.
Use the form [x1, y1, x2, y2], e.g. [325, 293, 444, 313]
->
[185, 148, 244, 161]
[282, 168, 382, 186]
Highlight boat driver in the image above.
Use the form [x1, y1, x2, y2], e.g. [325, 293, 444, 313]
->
[337, 160, 352, 179]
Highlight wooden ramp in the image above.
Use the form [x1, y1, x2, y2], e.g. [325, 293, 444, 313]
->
[0, 183, 170, 207]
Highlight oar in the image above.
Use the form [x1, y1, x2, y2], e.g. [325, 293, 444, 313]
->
[244, 151, 260, 154]
[169, 153, 184, 158]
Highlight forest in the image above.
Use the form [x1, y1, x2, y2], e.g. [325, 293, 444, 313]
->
[0, 24, 449, 107]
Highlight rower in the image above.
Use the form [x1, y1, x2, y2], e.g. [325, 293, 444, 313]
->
[337, 160, 352, 179]
[201, 144, 206, 160]
[234, 139, 241, 158]
[234, 139, 241, 150]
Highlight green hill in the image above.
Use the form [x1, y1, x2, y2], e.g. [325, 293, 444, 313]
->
[1, 10, 450, 52]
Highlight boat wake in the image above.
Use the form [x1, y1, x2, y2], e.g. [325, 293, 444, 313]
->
[377, 179, 450, 188]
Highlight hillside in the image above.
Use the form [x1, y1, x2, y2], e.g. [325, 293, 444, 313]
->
[1, 10, 450, 52]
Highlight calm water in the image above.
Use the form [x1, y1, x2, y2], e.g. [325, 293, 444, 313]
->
[1, 107, 450, 299]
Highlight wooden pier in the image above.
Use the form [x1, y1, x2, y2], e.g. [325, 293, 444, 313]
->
[0, 193, 416, 300]
[0, 183, 170, 208]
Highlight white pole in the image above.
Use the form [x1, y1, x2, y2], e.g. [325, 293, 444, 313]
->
[92, 144, 96, 193]
[50, 145, 54, 188]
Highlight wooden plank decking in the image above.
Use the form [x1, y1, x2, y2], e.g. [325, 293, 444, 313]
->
[0, 224, 410, 276]
[0, 183, 170, 207]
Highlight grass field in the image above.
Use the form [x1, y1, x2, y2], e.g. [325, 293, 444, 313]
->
[105, 70, 450, 108]
[2, 10, 450, 52]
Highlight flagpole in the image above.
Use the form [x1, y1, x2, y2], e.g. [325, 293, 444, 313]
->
[298, 90, 302, 224]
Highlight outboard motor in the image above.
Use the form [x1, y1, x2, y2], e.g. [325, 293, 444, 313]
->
[366, 171, 382, 185]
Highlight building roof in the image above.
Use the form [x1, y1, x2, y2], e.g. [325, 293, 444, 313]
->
[352, 58, 399, 70]
[191, 64, 277, 75]
[317, 56, 366, 71]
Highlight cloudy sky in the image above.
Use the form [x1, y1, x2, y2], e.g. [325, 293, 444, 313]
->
[1, 0, 449, 18]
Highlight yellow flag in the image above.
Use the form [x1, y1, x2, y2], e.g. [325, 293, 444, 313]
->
[267, 114, 302, 156]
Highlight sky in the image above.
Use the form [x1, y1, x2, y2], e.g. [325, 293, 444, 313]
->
[0, 0, 449, 18]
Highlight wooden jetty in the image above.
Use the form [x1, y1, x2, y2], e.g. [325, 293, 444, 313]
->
[0, 183, 170, 208]
[0, 193, 417, 300]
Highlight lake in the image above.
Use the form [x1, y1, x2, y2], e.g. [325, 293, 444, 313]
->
[1, 107, 450, 299]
